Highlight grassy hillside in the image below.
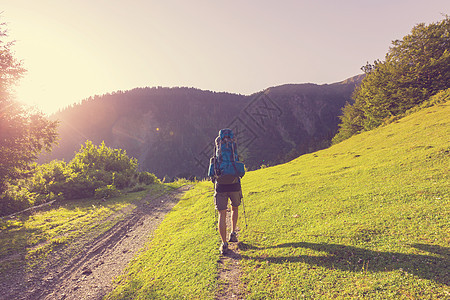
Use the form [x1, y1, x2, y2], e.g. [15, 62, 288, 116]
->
[107, 98, 449, 298]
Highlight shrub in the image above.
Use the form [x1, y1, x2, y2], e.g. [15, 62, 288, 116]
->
[138, 171, 159, 185]
[113, 172, 131, 189]
[95, 185, 120, 199]
[0, 184, 36, 216]
[1, 140, 159, 215]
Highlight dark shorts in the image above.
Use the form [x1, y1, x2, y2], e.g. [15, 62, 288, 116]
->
[214, 190, 242, 211]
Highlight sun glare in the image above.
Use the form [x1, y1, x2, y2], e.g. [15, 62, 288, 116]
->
[10, 9, 114, 115]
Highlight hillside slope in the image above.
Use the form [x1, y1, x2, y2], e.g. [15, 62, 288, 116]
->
[107, 96, 448, 298]
[41, 77, 361, 179]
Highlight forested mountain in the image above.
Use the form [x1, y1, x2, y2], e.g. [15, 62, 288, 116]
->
[41, 76, 363, 179]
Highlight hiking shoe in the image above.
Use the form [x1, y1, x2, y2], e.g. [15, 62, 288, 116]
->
[220, 242, 228, 255]
[228, 232, 238, 243]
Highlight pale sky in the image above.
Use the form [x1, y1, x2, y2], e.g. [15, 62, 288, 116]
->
[2, 0, 449, 114]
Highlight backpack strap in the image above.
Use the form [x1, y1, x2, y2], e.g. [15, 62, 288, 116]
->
[212, 137, 218, 177]
[230, 141, 240, 176]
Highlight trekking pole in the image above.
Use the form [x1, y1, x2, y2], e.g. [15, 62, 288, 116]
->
[241, 196, 248, 229]
[214, 204, 217, 230]
[212, 188, 217, 230]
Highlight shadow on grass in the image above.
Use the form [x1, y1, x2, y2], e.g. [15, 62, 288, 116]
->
[239, 242, 449, 286]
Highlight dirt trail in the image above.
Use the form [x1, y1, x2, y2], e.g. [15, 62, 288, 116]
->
[216, 207, 244, 300]
[0, 185, 191, 300]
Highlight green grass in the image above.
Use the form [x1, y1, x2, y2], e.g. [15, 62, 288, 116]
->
[0, 183, 173, 273]
[108, 98, 448, 299]
[237, 99, 449, 299]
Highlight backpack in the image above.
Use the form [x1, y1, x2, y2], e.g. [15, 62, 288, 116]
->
[208, 128, 245, 184]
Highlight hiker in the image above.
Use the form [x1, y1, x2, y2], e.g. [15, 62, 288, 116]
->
[213, 169, 242, 254]
[208, 129, 245, 255]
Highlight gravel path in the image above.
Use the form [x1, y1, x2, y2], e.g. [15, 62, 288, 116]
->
[216, 207, 244, 300]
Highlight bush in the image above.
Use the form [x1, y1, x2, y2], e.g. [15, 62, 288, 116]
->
[1, 141, 161, 215]
[113, 172, 131, 189]
[95, 185, 120, 199]
[0, 184, 35, 216]
[138, 171, 159, 185]
[62, 175, 97, 199]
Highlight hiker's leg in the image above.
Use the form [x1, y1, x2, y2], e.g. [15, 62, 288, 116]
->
[218, 209, 227, 243]
[231, 205, 239, 233]
[214, 191, 228, 243]
[229, 191, 242, 233]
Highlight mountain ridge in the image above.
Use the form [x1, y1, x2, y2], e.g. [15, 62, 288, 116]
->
[41, 75, 363, 179]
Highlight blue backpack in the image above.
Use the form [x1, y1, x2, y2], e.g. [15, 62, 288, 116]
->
[208, 128, 245, 184]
